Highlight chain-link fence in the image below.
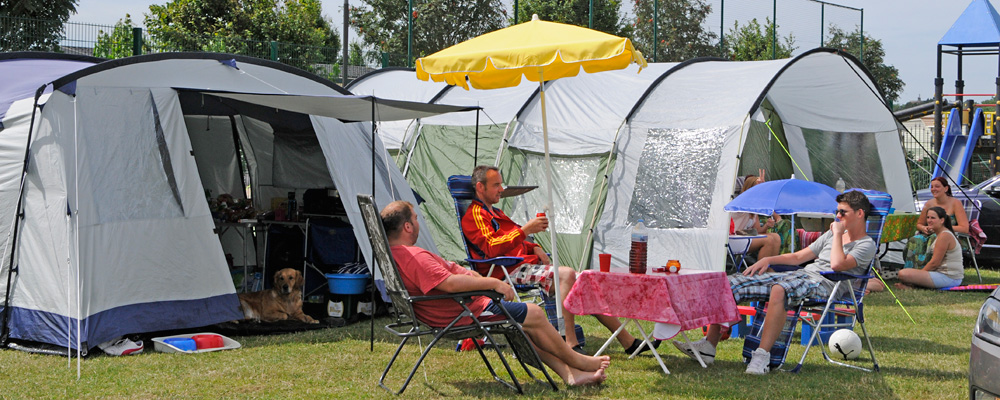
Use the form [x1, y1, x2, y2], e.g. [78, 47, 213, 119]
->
[1, 16, 376, 85]
[700, 0, 862, 57]
[901, 113, 993, 190]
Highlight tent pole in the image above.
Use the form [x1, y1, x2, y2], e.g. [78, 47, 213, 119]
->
[72, 92, 82, 377]
[577, 118, 627, 271]
[474, 109, 480, 167]
[1, 86, 47, 347]
[537, 70, 563, 335]
[370, 97, 376, 352]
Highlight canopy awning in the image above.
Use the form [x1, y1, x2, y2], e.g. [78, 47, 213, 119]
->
[176, 89, 480, 122]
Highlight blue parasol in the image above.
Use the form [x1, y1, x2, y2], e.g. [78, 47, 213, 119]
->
[724, 179, 840, 215]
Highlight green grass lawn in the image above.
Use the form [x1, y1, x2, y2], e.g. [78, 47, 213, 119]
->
[1, 266, 993, 399]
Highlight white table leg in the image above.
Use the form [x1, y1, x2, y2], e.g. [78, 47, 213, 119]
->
[594, 317, 629, 357]
[630, 321, 669, 375]
[679, 331, 707, 368]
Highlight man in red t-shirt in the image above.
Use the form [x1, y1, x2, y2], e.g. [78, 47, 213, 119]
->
[462, 165, 659, 355]
[382, 200, 608, 386]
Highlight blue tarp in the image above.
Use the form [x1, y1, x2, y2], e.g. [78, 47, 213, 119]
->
[0, 57, 96, 123]
[939, 0, 1000, 47]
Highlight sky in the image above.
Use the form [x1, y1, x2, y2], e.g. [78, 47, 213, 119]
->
[71, 0, 997, 104]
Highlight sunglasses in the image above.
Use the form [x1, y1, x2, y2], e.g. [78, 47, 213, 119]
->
[835, 208, 854, 216]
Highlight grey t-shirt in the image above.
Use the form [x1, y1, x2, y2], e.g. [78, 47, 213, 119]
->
[802, 230, 877, 296]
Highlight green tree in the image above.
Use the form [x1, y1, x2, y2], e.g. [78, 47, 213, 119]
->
[725, 18, 795, 61]
[631, 0, 717, 62]
[513, 0, 631, 37]
[0, 0, 78, 51]
[144, 0, 339, 70]
[826, 26, 904, 104]
[93, 15, 145, 59]
[350, 0, 507, 66]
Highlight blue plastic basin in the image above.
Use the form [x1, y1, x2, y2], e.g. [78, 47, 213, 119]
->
[325, 273, 369, 295]
[164, 338, 197, 351]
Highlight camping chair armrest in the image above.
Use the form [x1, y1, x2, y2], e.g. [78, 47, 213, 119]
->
[769, 264, 802, 273]
[819, 271, 870, 281]
[409, 290, 505, 304]
[465, 256, 524, 267]
[955, 232, 973, 240]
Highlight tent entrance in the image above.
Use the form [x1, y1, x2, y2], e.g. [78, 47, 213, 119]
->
[179, 94, 359, 302]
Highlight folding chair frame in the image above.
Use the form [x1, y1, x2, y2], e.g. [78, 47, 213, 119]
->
[356, 194, 557, 394]
[958, 198, 983, 282]
[741, 190, 887, 373]
[447, 175, 544, 304]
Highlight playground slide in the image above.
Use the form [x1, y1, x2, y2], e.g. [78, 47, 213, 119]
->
[931, 107, 983, 185]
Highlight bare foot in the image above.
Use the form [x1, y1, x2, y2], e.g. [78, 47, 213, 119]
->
[865, 280, 885, 295]
[566, 365, 607, 386]
[894, 282, 914, 290]
[572, 354, 611, 372]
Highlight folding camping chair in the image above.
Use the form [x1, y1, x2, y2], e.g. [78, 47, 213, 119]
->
[958, 198, 983, 283]
[355, 194, 557, 395]
[913, 197, 983, 283]
[741, 189, 888, 373]
[447, 175, 542, 303]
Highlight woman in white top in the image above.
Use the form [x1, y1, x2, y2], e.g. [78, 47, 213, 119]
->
[896, 206, 964, 289]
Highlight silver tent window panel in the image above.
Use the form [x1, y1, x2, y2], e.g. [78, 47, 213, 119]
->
[628, 127, 727, 229]
[508, 153, 601, 234]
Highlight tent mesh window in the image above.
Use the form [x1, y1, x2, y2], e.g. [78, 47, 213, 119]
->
[506, 152, 601, 234]
[628, 127, 727, 229]
[802, 129, 887, 192]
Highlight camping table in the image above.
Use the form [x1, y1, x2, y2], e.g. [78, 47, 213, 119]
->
[876, 213, 919, 260]
[564, 269, 739, 375]
[216, 219, 265, 292]
[727, 235, 765, 271]
[880, 213, 920, 243]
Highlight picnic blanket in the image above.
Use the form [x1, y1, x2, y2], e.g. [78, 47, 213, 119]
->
[939, 284, 999, 292]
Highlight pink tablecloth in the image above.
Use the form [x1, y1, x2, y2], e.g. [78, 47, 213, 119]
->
[564, 269, 739, 334]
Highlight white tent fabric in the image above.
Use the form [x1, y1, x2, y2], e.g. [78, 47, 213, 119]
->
[350, 48, 914, 278]
[507, 63, 676, 155]
[347, 69, 449, 150]
[0, 53, 454, 351]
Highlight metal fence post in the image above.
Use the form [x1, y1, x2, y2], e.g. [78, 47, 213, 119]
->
[132, 27, 143, 56]
[270, 41, 278, 61]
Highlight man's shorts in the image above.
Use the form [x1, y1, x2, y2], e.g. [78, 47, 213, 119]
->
[728, 270, 831, 305]
[482, 300, 528, 323]
[509, 263, 556, 293]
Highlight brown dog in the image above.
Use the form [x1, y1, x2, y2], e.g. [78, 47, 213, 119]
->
[237, 268, 318, 324]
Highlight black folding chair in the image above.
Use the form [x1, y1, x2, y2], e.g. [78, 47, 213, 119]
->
[355, 194, 557, 394]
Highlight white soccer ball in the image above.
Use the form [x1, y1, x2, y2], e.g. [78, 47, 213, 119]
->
[828, 329, 862, 360]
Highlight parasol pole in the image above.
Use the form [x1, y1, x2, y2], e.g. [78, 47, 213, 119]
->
[538, 67, 564, 335]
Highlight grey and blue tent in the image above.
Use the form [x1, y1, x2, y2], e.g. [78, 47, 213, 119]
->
[0, 52, 469, 353]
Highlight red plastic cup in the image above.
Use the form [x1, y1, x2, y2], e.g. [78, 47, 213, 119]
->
[536, 212, 546, 218]
[598, 253, 612, 272]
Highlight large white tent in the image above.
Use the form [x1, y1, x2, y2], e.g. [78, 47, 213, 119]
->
[0, 52, 469, 352]
[350, 48, 914, 272]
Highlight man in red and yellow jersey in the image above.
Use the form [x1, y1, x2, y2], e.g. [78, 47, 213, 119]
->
[462, 165, 659, 355]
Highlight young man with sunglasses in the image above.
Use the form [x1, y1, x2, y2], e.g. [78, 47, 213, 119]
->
[673, 190, 876, 374]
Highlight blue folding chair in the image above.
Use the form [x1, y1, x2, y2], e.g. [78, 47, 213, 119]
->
[447, 175, 584, 345]
[742, 189, 887, 373]
[447, 175, 538, 303]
